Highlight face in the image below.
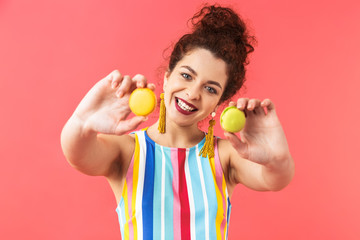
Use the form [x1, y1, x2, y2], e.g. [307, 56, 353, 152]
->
[163, 48, 228, 127]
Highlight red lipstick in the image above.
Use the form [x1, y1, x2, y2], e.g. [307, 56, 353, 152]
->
[175, 97, 198, 115]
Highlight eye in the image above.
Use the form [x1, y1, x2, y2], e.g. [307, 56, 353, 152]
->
[181, 73, 192, 80]
[205, 86, 217, 94]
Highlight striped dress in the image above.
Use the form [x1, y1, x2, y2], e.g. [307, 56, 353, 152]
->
[116, 130, 232, 240]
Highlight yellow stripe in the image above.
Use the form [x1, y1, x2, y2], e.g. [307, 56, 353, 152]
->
[222, 174, 227, 238]
[209, 156, 225, 239]
[131, 134, 140, 240]
[123, 181, 130, 238]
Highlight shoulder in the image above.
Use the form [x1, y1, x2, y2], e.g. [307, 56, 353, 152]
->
[216, 138, 235, 187]
[217, 137, 248, 195]
[99, 133, 136, 177]
[217, 137, 235, 162]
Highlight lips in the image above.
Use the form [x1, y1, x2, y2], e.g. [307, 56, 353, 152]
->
[175, 97, 198, 115]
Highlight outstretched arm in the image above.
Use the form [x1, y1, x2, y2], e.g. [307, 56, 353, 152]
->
[60, 70, 153, 177]
[223, 98, 294, 192]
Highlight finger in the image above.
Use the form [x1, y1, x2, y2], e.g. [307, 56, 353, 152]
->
[116, 75, 132, 98]
[253, 104, 266, 115]
[104, 69, 118, 81]
[261, 98, 276, 114]
[228, 101, 236, 107]
[132, 74, 147, 88]
[224, 132, 249, 159]
[248, 99, 266, 115]
[147, 83, 156, 91]
[236, 98, 249, 111]
[114, 116, 148, 135]
[109, 70, 123, 89]
[247, 99, 261, 111]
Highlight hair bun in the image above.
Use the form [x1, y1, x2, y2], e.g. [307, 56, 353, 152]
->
[191, 5, 245, 35]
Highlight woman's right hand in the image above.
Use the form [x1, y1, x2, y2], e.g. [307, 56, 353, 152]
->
[73, 70, 155, 135]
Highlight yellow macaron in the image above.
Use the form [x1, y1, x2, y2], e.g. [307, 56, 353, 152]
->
[129, 88, 157, 116]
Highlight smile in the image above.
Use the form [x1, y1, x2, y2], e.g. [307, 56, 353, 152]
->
[175, 97, 198, 114]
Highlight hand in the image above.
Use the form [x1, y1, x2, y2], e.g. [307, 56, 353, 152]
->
[224, 98, 291, 167]
[74, 70, 155, 135]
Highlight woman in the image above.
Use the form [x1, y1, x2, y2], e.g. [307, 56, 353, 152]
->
[61, 4, 294, 240]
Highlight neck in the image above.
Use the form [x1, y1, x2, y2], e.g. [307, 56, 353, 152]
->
[147, 120, 205, 148]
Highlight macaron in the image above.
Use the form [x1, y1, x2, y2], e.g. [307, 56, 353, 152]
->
[129, 88, 156, 116]
[220, 106, 246, 133]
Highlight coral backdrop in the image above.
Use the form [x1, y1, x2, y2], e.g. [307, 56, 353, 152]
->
[0, 0, 359, 239]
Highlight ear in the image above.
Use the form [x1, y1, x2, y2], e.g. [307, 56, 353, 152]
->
[163, 71, 170, 91]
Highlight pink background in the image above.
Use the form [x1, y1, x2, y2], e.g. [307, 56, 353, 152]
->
[1, 0, 359, 239]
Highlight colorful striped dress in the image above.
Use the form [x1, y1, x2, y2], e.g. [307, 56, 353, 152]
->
[116, 130, 232, 240]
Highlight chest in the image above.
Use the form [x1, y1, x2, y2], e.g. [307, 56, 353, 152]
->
[116, 132, 231, 240]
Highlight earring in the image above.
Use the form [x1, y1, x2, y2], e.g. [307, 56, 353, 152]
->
[199, 111, 216, 159]
[158, 93, 166, 134]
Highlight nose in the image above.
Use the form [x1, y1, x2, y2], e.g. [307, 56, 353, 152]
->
[186, 84, 201, 100]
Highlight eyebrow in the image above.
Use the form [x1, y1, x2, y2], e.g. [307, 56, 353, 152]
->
[180, 65, 223, 89]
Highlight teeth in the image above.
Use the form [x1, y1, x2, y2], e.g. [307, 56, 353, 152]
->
[177, 99, 195, 111]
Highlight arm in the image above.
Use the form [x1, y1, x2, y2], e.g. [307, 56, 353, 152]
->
[60, 115, 136, 177]
[60, 70, 153, 177]
[222, 98, 295, 192]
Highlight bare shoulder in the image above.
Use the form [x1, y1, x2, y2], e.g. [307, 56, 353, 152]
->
[217, 138, 233, 166]
[100, 133, 136, 204]
[217, 138, 237, 194]
[98, 133, 136, 178]
[217, 137, 252, 196]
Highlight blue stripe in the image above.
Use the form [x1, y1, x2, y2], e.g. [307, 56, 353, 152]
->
[153, 144, 162, 239]
[201, 154, 218, 240]
[227, 197, 232, 238]
[188, 147, 206, 239]
[142, 136, 155, 239]
[227, 198, 231, 223]
[163, 147, 174, 240]
[116, 197, 125, 240]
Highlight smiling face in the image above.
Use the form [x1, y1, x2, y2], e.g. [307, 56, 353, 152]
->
[163, 48, 228, 128]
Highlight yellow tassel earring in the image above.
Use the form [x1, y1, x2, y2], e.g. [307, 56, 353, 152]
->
[199, 112, 216, 159]
[158, 93, 166, 134]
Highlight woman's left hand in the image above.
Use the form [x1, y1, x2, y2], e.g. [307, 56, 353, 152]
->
[224, 98, 291, 167]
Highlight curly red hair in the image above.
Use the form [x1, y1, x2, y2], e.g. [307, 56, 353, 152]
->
[168, 4, 256, 103]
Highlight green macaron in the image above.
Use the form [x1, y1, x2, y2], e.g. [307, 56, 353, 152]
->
[220, 106, 246, 133]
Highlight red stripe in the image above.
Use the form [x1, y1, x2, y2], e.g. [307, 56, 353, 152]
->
[178, 148, 190, 240]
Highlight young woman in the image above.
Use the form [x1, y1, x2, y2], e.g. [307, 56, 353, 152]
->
[61, 4, 294, 240]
